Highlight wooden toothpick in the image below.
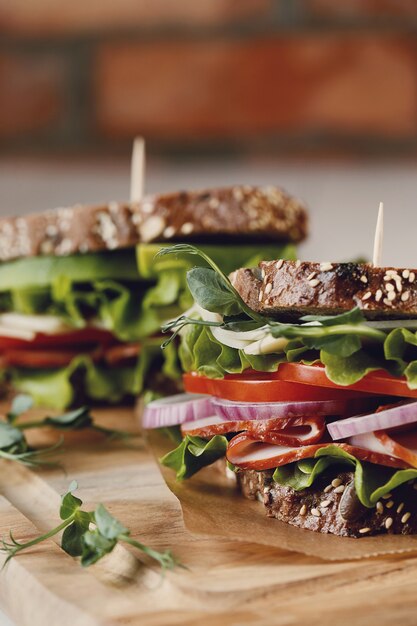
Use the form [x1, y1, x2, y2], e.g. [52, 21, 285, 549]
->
[130, 136, 145, 202]
[372, 201, 384, 267]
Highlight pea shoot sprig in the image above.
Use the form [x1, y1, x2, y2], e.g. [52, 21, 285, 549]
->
[1, 481, 179, 571]
[7, 395, 131, 438]
[0, 395, 133, 468]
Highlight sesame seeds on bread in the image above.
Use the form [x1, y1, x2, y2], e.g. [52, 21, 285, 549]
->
[0, 186, 308, 262]
[231, 260, 417, 320]
[238, 469, 417, 537]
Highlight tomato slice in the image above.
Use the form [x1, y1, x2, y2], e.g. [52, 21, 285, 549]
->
[105, 343, 140, 366]
[1, 340, 141, 370]
[183, 372, 374, 403]
[275, 363, 417, 399]
[2, 348, 98, 369]
[0, 328, 116, 351]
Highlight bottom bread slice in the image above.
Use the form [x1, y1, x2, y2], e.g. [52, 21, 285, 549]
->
[237, 469, 417, 537]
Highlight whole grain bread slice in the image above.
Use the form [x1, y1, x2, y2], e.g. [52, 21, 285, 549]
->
[230, 260, 417, 319]
[238, 469, 417, 537]
[0, 185, 307, 262]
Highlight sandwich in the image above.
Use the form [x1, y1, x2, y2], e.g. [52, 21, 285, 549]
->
[0, 186, 307, 409]
[145, 247, 417, 537]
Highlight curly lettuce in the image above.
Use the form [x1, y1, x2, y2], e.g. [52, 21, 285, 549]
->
[176, 302, 417, 389]
[0, 242, 297, 407]
[273, 445, 417, 507]
[7, 339, 179, 410]
[160, 434, 228, 480]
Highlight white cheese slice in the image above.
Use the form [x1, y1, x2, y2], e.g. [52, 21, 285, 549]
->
[0, 324, 35, 341]
[0, 313, 75, 336]
[243, 335, 289, 355]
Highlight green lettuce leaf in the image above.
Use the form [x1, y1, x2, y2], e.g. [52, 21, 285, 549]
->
[384, 328, 417, 383]
[1, 243, 295, 344]
[7, 339, 179, 410]
[178, 323, 281, 377]
[0, 242, 296, 406]
[273, 445, 417, 507]
[320, 350, 383, 386]
[177, 296, 417, 391]
[160, 434, 228, 480]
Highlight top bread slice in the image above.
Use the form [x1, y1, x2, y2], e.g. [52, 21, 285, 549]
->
[0, 185, 307, 263]
[230, 260, 417, 319]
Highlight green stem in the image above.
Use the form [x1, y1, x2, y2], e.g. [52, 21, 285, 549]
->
[16, 420, 46, 430]
[156, 244, 265, 324]
[120, 535, 175, 569]
[16, 517, 74, 551]
[92, 425, 131, 439]
[16, 420, 130, 440]
[2, 516, 75, 565]
[0, 439, 63, 467]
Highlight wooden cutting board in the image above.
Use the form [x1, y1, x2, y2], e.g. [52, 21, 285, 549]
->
[1, 404, 417, 626]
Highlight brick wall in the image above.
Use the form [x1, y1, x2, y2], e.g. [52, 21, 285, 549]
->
[1, 0, 417, 157]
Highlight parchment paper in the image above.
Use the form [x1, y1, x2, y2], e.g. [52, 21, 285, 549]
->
[147, 431, 417, 561]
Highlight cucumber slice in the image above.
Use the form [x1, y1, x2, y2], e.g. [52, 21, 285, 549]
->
[0, 249, 139, 291]
[136, 242, 297, 279]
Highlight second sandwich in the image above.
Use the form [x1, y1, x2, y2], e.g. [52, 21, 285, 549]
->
[0, 186, 307, 408]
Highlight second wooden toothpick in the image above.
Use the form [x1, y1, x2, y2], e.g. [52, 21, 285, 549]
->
[130, 137, 145, 202]
[372, 201, 384, 267]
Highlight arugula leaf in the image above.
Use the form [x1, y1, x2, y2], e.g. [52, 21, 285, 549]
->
[160, 434, 228, 480]
[273, 445, 417, 507]
[6, 394, 34, 424]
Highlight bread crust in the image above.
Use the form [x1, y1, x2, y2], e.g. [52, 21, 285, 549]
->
[238, 469, 417, 537]
[231, 260, 417, 319]
[0, 186, 307, 262]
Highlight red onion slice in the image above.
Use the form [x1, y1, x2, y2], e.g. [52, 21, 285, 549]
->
[142, 393, 213, 429]
[328, 400, 417, 440]
[212, 397, 375, 422]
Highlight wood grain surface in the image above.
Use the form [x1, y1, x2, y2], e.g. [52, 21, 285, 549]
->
[1, 404, 417, 626]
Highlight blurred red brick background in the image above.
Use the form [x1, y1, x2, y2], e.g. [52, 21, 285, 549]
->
[1, 0, 417, 156]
